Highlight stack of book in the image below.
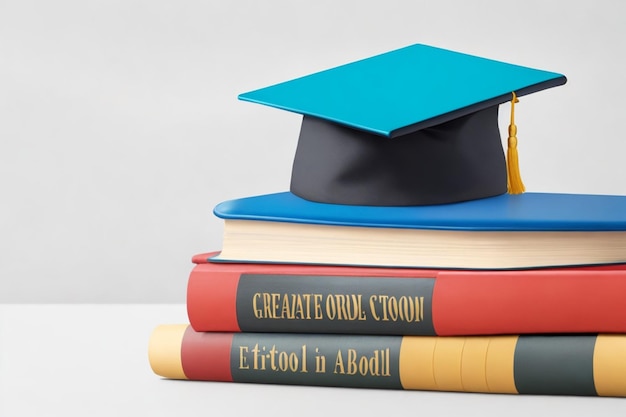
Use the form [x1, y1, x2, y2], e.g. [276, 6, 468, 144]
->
[148, 44, 626, 396]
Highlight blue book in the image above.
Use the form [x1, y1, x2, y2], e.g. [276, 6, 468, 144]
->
[211, 192, 626, 269]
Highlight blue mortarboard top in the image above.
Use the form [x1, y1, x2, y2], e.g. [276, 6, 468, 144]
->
[238, 44, 566, 138]
[238, 44, 567, 207]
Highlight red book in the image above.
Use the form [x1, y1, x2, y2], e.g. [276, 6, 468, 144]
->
[187, 252, 626, 336]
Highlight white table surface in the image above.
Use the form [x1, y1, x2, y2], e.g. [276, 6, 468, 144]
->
[1, 304, 624, 417]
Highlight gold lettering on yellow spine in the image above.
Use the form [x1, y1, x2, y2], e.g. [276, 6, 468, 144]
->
[334, 349, 345, 374]
[333, 348, 391, 377]
[276, 349, 305, 372]
[251, 344, 265, 370]
[238, 343, 309, 373]
[347, 349, 359, 375]
[315, 347, 326, 373]
[239, 346, 250, 369]
[301, 345, 308, 373]
[268, 345, 277, 370]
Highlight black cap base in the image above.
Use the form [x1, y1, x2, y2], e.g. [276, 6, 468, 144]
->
[290, 106, 507, 206]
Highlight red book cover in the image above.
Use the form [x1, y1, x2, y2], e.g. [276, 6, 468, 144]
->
[187, 252, 626, 336]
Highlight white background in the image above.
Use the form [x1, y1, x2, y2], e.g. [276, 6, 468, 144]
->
[2, 0, 626, 303]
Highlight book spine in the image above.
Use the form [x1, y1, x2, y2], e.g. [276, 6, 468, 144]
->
[148, 325, 626, 396]
[186, 267, 626, 335]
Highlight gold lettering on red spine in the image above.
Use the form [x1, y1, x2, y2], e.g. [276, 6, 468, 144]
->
[271, 293, 281, 318]
[296, 294, 307, 319]
[369, 295, 424, 322]
[326, 295, 336, 319]
[252, 293, 261, 319]
[263, 293, 272, 317]
[281, 295, 293, 319]
[314, 294, 323, 319]
[251, 292, 423, 323]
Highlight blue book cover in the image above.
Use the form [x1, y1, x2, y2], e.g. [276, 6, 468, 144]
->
[213, 191, 626, 232]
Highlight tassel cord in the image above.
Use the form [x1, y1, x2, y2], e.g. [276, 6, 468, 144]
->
[507, 91, 525, 194]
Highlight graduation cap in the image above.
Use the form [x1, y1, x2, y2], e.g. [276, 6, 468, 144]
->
[239, 44, 567, 206]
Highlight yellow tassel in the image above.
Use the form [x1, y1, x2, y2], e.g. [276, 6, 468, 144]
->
[506, 92, 525, 194]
